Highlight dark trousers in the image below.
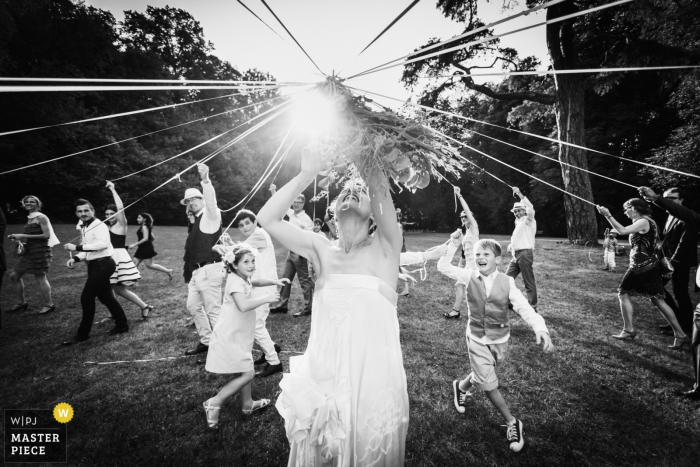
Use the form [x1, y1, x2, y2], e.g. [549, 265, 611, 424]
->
[506, 249, 538, 308]
[692, 305, 700, 391]
[0, 270, 4, 328]
[77, 257, 127, 337]
[662, 264, 693, 333]
[277, 251, 314, 313]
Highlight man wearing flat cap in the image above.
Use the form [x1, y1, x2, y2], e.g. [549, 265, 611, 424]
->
[181, 163, 224, 356]
[506, 187, 538, 311]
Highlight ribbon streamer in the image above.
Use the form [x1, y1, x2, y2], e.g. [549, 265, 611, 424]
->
[434, 128, 599, 207]
[110, 98, 296, 181]
[220, 126, 295, 213]
[416, 65, 700, 80]
[346, 0, 566, 78]
[260, 0, 326, 76]
[65, 102, 293, 243]
[356, 0, 421, 56]
[0, 77, 299, 84]
[0, 91, 304, 176]
[0, 85, 298, 137]
[347, 85, 700, 181]
[346, 0, 634, 79]
[0, 83, 303, 93]
[237, 0, 290, 43]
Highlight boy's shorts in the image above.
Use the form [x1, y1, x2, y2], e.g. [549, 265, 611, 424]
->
[466, 334, 508, 391]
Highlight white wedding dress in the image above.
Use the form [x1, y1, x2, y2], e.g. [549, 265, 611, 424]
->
[276, 274, 409, 467]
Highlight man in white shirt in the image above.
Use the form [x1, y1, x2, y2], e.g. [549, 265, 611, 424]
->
[182, 164, 225, 356]
[63, 199, 128, 345]
[505, 187, 538, 310]
[269, 185, 315, 317]
[234, 208, 283, 377]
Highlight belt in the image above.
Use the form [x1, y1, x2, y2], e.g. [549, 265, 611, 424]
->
[193, 259, 222, 270]
[87, 256, 112, 263]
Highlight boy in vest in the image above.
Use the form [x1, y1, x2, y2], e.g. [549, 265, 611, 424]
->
[232, 208, 283, 377]
[437, 235, 553, 452]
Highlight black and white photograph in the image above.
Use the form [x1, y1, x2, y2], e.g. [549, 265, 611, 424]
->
[1, 0, 699, 465]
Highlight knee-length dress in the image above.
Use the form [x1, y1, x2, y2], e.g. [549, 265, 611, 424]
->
[205, 274, 256, 374]
[14, 221, 52, 274]
[109, 231, 141, 286]
[276, 274, 409, 467]
[618, 216, 664, 299]
[134, 226, 157, 259]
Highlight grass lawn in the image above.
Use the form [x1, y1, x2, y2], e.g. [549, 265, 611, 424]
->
[1, 225, 698, 466]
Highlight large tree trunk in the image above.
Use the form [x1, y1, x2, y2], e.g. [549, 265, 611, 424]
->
[553, 75, 598, 244]
[547, 3, 598, 244]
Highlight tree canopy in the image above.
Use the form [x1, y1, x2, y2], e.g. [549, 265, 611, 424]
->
[0, 0, 698, 237]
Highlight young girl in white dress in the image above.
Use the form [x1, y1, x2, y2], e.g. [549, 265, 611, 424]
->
[202, 244, 289, 429]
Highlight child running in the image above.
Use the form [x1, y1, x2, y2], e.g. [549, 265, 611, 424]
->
[202, 243, 289, 429]
[602, 228, 618, 272]
[437, 233, 554, 452]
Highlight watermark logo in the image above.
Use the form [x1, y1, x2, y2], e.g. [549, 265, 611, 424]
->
[4, 405, 70, 463]
[53, 403, 74, 424]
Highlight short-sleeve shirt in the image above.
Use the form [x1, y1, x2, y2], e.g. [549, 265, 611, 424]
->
[225, 273, 252, 300]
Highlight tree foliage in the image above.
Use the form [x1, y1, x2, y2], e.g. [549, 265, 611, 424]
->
[0, 0, 289, 226]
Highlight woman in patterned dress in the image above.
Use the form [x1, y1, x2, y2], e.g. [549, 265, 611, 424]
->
[104, 182, 153, 319]
[597, 198, 690, 348]
[7, 196, 58, 314]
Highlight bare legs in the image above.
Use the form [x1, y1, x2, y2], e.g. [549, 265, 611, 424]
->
[9, 271, 53, 308]
[618, 293, 688, 338]
[112, 284, 147, 310]
[133, 258, 173, 279]
[458, 374, 514, 424]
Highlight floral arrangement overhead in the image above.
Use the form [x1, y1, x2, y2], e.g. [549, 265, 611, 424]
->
[301, 77, 464, 194]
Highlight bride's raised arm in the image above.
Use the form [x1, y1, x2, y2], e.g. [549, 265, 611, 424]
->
[368, 170, 402, 255]
[257, 145, 329, 261]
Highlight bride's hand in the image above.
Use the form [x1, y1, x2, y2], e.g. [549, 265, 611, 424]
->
[300, 143, 329, 176]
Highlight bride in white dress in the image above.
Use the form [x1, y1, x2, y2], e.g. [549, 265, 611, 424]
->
[257, 146, 408, 467]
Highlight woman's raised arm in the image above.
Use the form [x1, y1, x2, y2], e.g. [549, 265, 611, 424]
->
[369, 170, 401, 252]
[106, 181, 127, 227]
[257, 144, 328, 259]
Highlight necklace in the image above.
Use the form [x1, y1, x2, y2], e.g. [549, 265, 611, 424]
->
[338, 235, 371, 253]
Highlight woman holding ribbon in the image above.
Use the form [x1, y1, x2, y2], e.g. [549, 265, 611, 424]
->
[104, 182, 153, 319]
[258, 144, 408, 467]
[597, 199, 690, 349]
[7, 196, 59, 314]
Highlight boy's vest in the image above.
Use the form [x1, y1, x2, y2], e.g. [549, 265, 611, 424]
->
[183, 212, 222, 267]
[466, 272, 511, 340]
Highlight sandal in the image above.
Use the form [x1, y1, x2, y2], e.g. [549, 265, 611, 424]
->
[612, 330, 637, 340]
[443, 309, 461, 319]
[141, 305, 154, 320]
[202, 399, 221, 429]
[242, 398, 270, 415]
[668, 335, 691, 350]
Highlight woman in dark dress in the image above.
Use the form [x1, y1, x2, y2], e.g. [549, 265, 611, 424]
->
[597, 198, 690, 348]
[129, 212, 173, 280]
[7, 196, 57, 314]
